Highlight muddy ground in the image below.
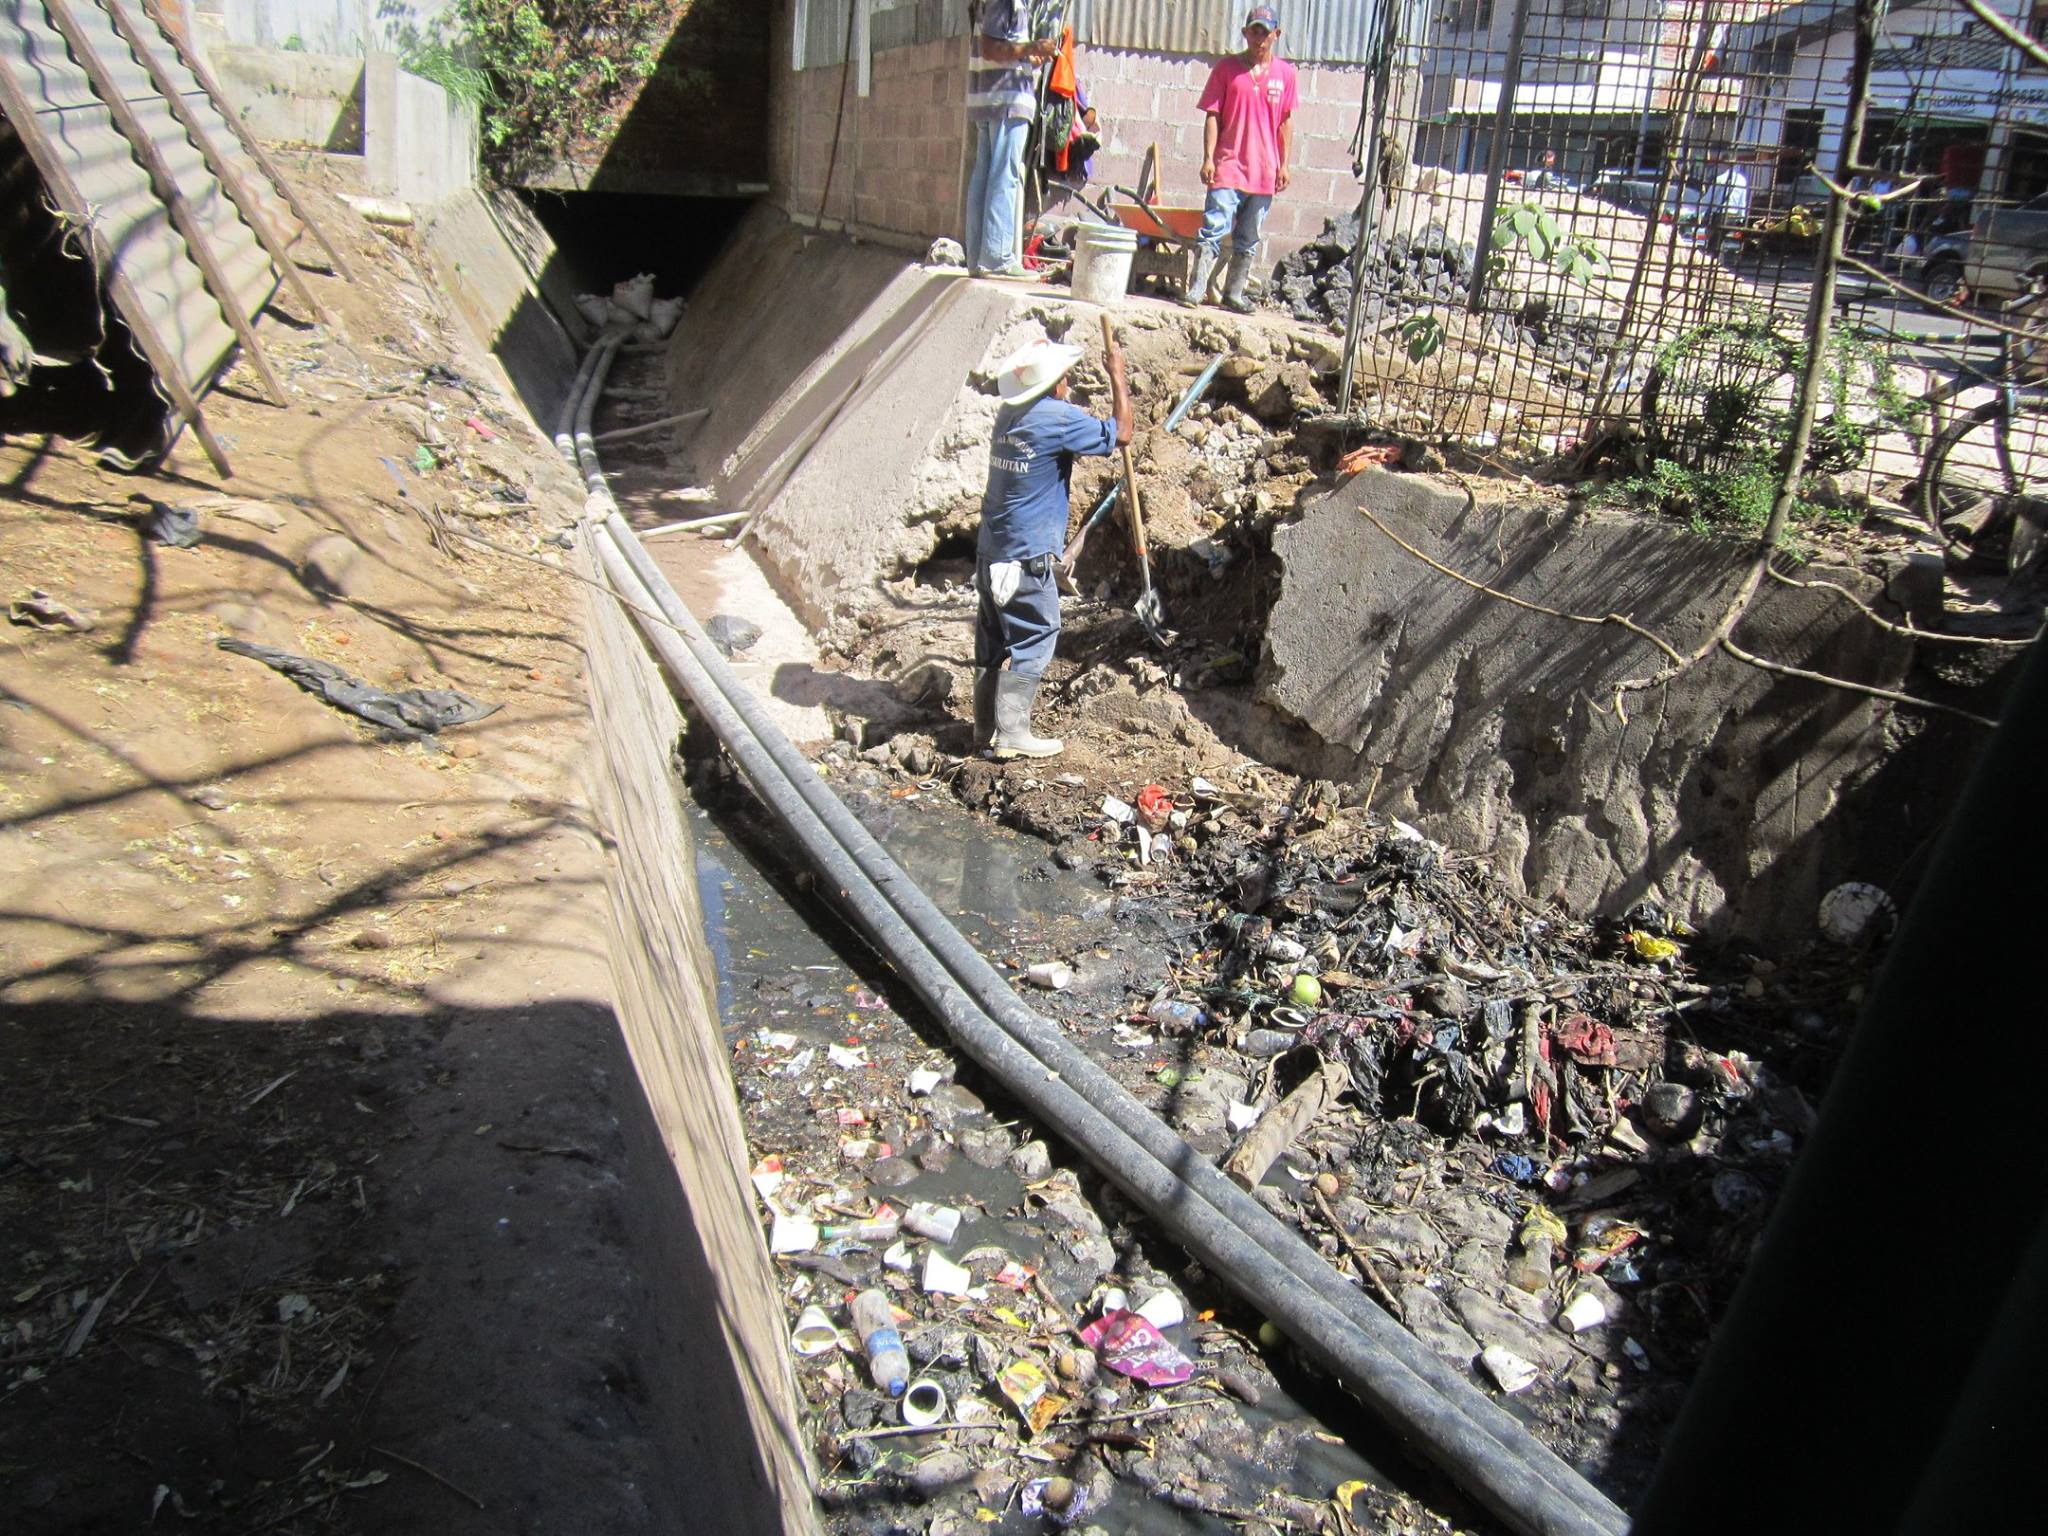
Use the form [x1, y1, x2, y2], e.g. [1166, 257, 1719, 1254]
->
[0, 156, 710, 1534]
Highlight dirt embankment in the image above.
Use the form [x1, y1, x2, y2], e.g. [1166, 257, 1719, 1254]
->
[0, 158, 710, 1535]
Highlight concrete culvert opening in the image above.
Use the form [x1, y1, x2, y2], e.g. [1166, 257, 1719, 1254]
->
[517, 189, 754, 304]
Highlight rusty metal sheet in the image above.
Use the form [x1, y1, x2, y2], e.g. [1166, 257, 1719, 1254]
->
[0, 0, 281, 407]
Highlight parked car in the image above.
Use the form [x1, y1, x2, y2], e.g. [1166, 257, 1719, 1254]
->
[1920, 193, 2048, 306]
[1586, 168, 1707, 228]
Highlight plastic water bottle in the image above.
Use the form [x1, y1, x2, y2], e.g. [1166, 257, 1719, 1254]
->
[850, 1288, 909, 1397]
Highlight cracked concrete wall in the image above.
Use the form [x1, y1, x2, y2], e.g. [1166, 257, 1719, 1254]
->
[1258, 470, 1963, 939]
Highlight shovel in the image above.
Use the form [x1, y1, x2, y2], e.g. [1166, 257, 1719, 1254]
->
[1098, 314, 1172, 647]
[1058, 348, 1227, 597]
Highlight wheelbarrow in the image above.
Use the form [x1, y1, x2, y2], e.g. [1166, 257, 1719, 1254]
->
[1109, 197, 1208, 300]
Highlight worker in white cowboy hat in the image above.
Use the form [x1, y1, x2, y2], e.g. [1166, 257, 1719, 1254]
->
[973, 331, 1132, 758]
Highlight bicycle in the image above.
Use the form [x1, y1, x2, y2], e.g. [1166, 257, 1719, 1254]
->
[1918, 281, 2048, 574]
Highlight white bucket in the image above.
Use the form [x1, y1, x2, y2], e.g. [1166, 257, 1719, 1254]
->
[1070, 221, 1138, 307]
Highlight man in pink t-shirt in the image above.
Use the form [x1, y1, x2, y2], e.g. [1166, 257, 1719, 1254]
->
[1187, 5, 1298, 313]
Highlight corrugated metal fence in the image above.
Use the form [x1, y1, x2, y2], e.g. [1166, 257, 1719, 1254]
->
[794, 0, 1394, 70]
[1069, 0, 1383, 64]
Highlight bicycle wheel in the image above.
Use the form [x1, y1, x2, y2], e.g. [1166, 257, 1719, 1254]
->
[1921, 396, 2048, 571]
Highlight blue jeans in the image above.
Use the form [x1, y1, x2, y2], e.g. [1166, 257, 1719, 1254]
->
[1198, 186, 1272, 258]
[965, 116, 1029, 273]
[975, 553, 1061, 678]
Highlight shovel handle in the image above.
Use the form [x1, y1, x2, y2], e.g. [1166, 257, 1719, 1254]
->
[1100, 316, 1149, 568]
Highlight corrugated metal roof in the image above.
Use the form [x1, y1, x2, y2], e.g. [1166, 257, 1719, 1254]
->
[799, 0, 1390, 71]
[0, 0, 285, 463]
[1069, 0, 1386, 63]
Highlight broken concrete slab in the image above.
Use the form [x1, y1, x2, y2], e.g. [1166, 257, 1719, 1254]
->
[1260, 470, 1937, 937]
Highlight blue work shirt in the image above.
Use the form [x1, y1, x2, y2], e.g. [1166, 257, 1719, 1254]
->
[978, 394, 1117, 561]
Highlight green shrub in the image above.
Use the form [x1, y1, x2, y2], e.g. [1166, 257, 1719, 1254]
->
[446, 1, 698, 176]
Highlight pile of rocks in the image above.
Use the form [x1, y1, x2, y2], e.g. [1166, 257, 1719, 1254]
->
[1272, 216, 1479, 329]
[1270, 216, 1625, 382]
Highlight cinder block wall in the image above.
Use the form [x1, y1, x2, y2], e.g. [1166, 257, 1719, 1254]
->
[1077, 49, 1366, 254]
[775, 35, 971, 250]
[769, 31, 1364, 260]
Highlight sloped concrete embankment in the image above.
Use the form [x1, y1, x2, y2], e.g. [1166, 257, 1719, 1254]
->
[663, 208, 1018, 633]
[1254, 471, 1981, 940]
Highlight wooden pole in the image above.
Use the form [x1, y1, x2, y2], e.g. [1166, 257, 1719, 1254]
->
[0, 38, 232, 476]
[104, 0, 338, 331]
[42, 0, 290, 409]
[136, 0, 360, 286]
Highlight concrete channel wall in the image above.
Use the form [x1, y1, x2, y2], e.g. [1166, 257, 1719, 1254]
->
[1260, 472, 1961, 940]
[578, 552, 821, 1535]
[662, 206, 1023, 627]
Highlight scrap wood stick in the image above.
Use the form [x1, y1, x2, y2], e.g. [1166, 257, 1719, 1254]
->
[370, 1446, 485, 1510]
[1222, 1060, 1346, 1191]
[1311, 1186, 1404, 1323]
[593, 407, 710, 446]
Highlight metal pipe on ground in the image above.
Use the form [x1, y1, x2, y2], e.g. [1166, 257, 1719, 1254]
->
[591, 524, 1620, 1536]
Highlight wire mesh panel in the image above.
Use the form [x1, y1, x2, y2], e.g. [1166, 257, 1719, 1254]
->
[1297, 0, 2048, 528]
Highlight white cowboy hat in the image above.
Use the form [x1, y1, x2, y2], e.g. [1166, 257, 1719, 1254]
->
[993, 340, 1083, 406]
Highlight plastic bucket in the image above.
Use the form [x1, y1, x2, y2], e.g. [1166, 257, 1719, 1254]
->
[1070, 222, 1138, 307]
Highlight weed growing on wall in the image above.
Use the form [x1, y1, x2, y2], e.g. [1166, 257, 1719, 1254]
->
[1608, 312, 1924, 540]
[444, 1, 697, 176]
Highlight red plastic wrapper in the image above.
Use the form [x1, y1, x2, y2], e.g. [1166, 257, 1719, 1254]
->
[1135, 784, 1173, 832]
[1079, 1309, 1195, 1387]
[1552, 1013, 1617, 1067]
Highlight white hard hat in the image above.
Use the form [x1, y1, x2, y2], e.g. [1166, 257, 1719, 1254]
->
[993, 340, 1083, 406]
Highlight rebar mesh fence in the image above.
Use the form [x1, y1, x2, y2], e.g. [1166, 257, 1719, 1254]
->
[1289, 0, 2047, 535]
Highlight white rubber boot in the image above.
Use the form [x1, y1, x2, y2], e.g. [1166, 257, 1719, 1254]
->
[988, 672, 1063, 759]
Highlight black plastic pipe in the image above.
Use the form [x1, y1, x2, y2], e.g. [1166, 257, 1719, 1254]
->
[594, 529, 1621, 1536]
[563, 323, 1625, 1533]
[600, 513, 1627, 1535]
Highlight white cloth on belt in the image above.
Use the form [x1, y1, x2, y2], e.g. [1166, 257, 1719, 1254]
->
[987, 560, 1024, 607]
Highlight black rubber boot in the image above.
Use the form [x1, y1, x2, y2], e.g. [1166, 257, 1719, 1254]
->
[1222, 251, 1256, 313]
[989, 671, 1063, 759]
[971, 668, 998, 752]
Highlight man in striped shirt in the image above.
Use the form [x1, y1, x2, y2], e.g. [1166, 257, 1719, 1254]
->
[966, 1, 1059, 278]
